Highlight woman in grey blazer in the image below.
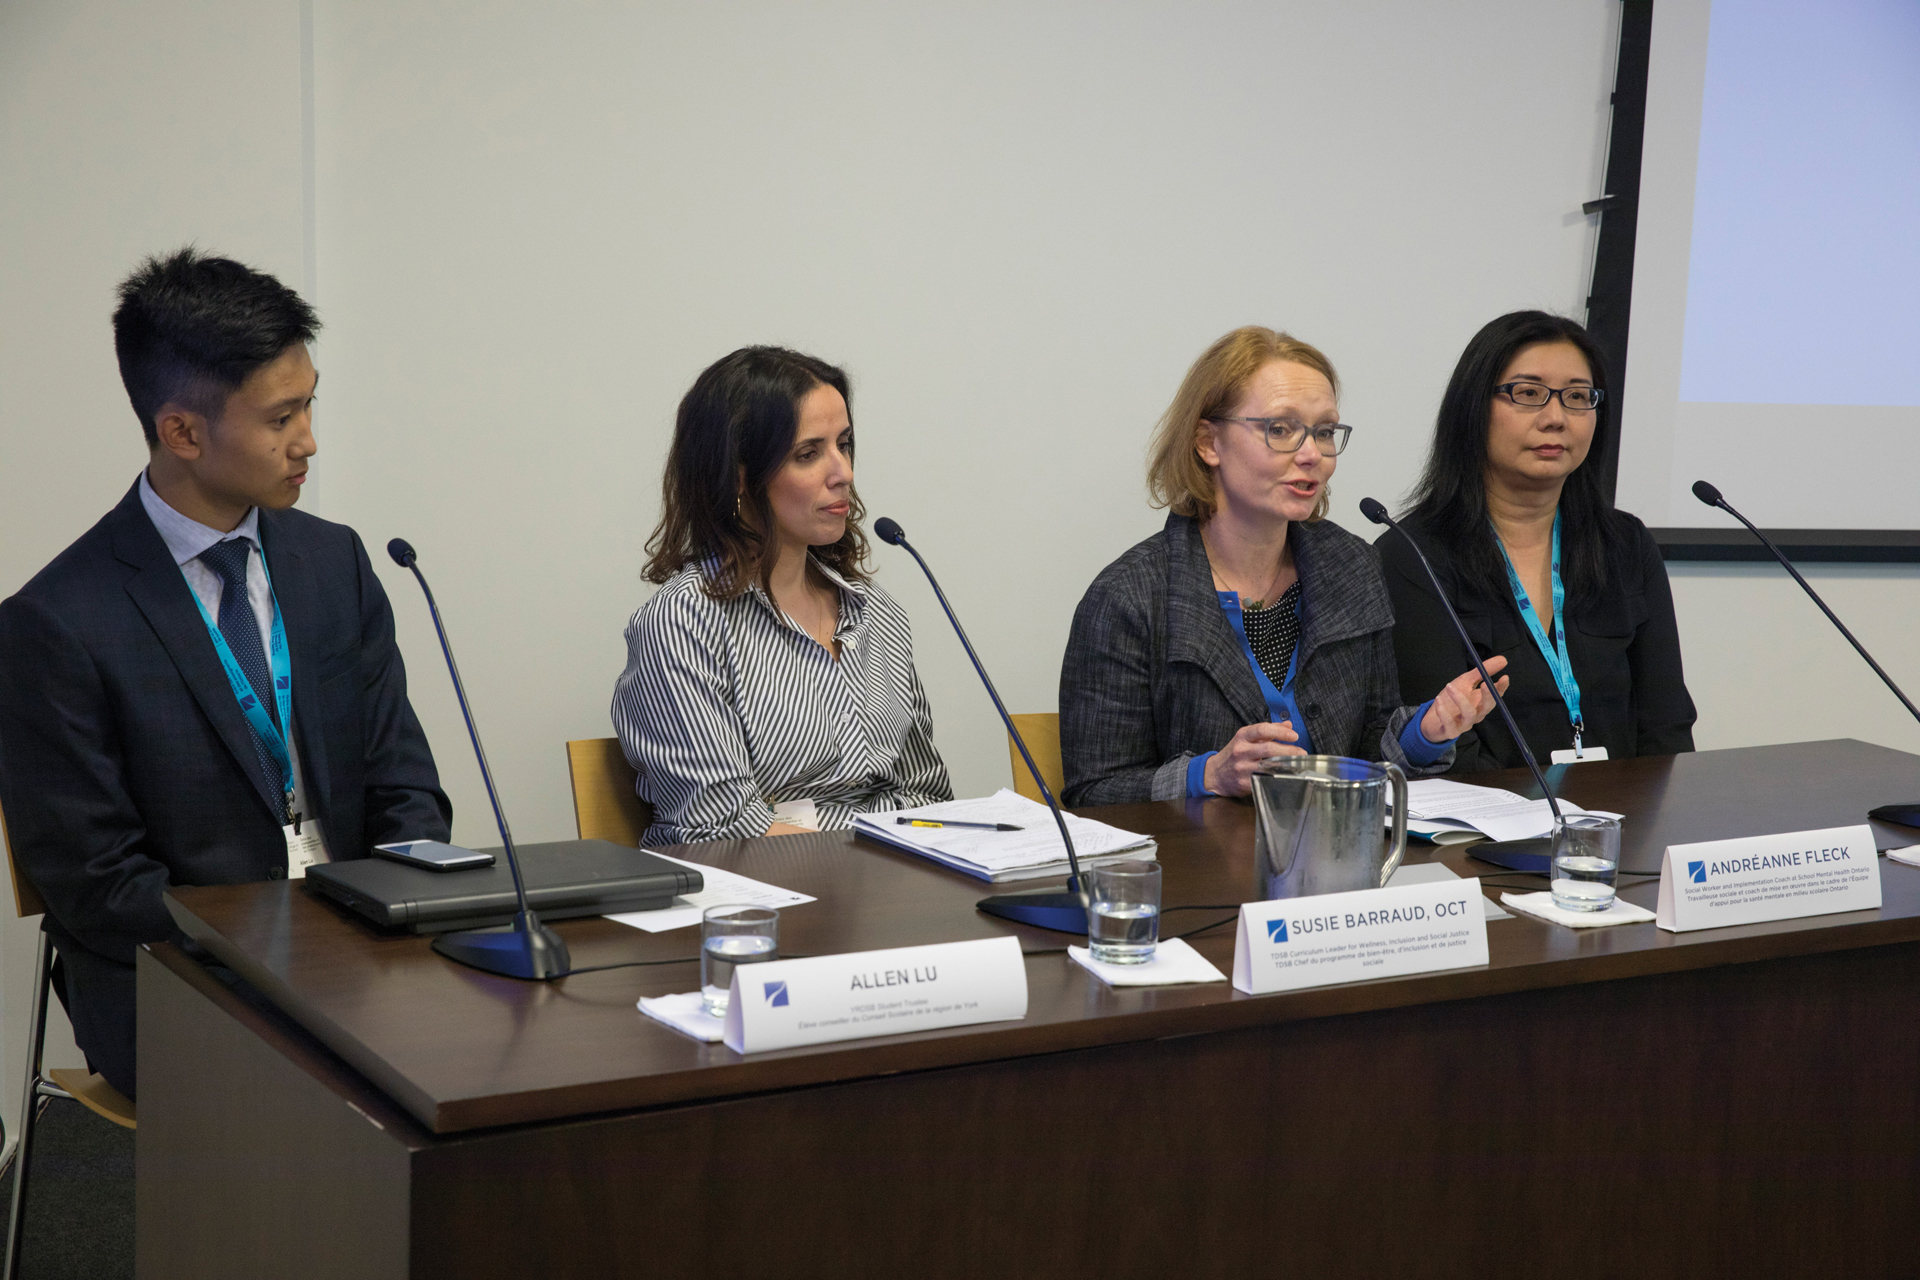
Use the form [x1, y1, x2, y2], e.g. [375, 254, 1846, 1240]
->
[1060, 327, 1506, 806]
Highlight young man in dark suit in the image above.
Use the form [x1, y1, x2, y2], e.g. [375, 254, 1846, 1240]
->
[0, 249, 451, 1097]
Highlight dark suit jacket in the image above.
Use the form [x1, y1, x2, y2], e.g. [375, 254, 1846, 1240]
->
[0, 482, 451, 967]
[1059, 513, 1451, 806]
[1376, 508, 1696, 773]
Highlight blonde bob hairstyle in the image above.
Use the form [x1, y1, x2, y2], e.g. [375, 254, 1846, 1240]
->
[1146, 326, 1340, 523]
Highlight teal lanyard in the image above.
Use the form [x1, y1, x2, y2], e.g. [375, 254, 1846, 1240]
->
[187, 547, 296, 820]
[1496, 514, 1585, 752]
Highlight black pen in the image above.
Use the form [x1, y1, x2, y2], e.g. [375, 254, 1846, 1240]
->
[897, 817, 1024, 831]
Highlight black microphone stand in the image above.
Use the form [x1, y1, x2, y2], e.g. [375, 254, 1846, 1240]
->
[1361, 499, 1565, 872]
[1690, 481, 1920, 826]
[387, 539, 570, 979]
[874, 518, 1090, 933]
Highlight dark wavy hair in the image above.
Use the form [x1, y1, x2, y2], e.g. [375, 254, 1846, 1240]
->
[643, 346, 870, 598]
[1404, 311, 1624, 599]
[112, 247, 320, 446]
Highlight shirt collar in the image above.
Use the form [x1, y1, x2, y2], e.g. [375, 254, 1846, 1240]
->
[138, 469, 262, 568]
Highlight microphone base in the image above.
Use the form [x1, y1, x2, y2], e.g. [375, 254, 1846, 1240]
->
[1467, 837, 1554, 875]
[1868, 802, 1920, 828]
[431, 911, 572, 980]
[977, 888, 1089, 935]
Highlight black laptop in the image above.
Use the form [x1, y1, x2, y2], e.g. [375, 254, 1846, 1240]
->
[305, 839, 704, 933]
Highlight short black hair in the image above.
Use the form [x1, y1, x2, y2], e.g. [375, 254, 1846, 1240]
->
[112, 248, 320, 446]
[1405, 311, 1623, 598]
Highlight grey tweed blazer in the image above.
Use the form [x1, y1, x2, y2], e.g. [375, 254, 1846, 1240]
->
[1059, 513, 1452, 805]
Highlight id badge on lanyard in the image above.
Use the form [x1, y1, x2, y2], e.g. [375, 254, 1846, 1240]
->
[1497, 514, 1589, 757]
[187, 543, 297, 822]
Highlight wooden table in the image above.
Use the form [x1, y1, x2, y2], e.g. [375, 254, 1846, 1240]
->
[136, 739, 1920, 1279]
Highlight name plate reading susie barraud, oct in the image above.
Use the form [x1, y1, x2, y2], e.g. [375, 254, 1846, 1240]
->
[1656, 823, 1881, 932]
[723, 935, 1027, 1054]
[1231, 879, 1490, 996]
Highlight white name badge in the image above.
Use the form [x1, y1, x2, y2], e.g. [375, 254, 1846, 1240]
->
[1549, 745, 1610, 765]
[723, 935, 1027, 1054]
[1656, 823, 1881, 932]
[1231, 879, 1489, 996]
[283, 819, 327, 880]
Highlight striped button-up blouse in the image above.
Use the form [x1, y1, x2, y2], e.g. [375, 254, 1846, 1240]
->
[612, 559, 953, 844]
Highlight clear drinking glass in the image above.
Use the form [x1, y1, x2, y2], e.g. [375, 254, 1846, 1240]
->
[1551, 815, 1621, 912]
[700, 904, 779, 1017]
[1085, 860, 1162, 964]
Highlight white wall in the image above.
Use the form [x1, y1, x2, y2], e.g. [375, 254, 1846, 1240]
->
[9, 0, 1915, 1151]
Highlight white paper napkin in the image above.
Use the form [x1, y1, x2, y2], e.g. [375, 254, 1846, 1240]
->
[1886, 846, 1920, 868]
[1499, 891, 1656, 929]
[637, 991, 726, 1042]
[1067, 936, 1228, 986]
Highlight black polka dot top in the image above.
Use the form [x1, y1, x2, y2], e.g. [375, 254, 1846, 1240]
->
[1240, 580, 1303, 692]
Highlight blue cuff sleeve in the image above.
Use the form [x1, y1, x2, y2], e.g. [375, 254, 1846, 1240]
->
[1398, 700, 1450, 767]
[1186, 752, 1217, 798]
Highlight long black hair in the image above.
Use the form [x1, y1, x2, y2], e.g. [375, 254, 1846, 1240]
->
[1405, 311, 1624, 599]
[643, 345, 869, 599]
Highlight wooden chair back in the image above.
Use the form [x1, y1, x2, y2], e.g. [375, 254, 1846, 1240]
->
[1, 795, 48, 919]
[1006, 713, 1065, 804]
[565, 738, 654, 847]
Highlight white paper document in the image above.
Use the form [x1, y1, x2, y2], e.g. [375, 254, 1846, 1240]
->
[1394, 779, 1621, 843]
[604, 851, 816, 933]
[854, 789, 1154, 882]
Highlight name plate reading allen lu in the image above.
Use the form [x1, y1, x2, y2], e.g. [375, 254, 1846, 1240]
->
[1657, 823, 1882, 932]
[1232, 879, 1490, 997]
[723, 935, 1028, 1054]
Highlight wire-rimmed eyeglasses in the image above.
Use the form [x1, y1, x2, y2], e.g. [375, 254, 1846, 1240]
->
[1495, 381, 1604, 411]
[1207, 418, 1354, 455]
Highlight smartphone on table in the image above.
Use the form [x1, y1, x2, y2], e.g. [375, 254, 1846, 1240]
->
[372, 840, 496, 872]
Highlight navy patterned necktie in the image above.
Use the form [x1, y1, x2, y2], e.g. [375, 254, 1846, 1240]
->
[198, 538, 286, 808]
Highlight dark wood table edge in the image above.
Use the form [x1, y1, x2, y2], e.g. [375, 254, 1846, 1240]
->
[165, 869, 1920, 1135]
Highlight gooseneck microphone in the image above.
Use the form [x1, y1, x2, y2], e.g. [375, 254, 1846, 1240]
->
[1361, 499, 1564, 871]
[387, 538, 570, 979]
[1690, 481, 1920, 826]
[874, 517, 1089, 933]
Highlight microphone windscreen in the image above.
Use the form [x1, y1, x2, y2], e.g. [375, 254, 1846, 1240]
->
[387, 538, 417, 567]
[1358, 497, 1391, 526]
[1691, 480, 1724, 506]
[873, 517, 905, 545]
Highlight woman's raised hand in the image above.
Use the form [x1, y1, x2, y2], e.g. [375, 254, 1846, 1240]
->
[1420, 654, 1509, 743]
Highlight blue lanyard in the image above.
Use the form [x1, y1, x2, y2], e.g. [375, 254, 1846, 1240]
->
[187, 545, 296, 818]
[1217, 591, 1311, 754]
[1496, 514, 1585, 751]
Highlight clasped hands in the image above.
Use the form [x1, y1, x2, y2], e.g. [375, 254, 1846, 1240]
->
[1200, 656, 1508, 798]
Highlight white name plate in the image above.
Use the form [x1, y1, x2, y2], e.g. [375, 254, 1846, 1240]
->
[723, 935, 1027, 1054]
[1656, 823, 1882, 932]
[1232, 879, 1489, 996]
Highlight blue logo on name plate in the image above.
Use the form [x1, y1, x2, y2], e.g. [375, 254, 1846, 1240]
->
[1688, 860, 1707, 884]
[1267, 919, 1289, 944]
[764, 981, 789, 1007]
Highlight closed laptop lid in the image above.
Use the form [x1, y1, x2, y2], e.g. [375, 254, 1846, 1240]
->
[306, 839, 703, 931]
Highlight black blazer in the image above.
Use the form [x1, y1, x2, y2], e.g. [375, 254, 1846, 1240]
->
[1059, 513, 1450, 806]
[0, 482, 450, 966]
[1375, 508, 1696, 773]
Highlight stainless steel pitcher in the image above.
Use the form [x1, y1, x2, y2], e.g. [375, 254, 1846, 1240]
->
[1250, 755, 1409, 900]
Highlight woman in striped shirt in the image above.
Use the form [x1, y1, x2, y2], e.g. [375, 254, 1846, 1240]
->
[613, 346, 953, 844]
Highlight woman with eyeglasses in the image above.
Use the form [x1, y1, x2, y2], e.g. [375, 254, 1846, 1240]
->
[1058, 326, 1505, 805]
[1378, 311, 1696, 772]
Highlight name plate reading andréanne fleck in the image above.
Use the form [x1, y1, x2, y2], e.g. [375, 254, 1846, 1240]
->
[723, 935, 1028, 1054]
[1656, 823, 1882, 932]
[1232, 879, 1490, 996]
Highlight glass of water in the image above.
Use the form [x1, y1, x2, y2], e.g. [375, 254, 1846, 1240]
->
[1551, 815, 1622, 912]
[700, 904, 779, 1017]
[1086, 860, 1162, 964]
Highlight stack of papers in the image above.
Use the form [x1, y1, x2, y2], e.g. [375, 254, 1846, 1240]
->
[855, 789, 1156, 883]
[1393, 779, 1622, 844]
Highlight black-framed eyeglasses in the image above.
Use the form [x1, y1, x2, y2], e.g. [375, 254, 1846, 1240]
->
[1207, 418, 1354, 455]
[1495, 381, 1604, 411]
